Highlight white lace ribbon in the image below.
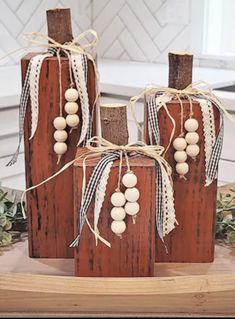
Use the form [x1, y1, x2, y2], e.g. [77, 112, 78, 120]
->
[71, 53, 90, 145]
[29, 53, 52, 139]
[196, 98, 216, 185]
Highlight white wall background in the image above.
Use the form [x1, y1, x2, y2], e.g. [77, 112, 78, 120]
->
[1, 0, 235, 69]
[0, 0, 92, 65]
[0, 0, 194, 65]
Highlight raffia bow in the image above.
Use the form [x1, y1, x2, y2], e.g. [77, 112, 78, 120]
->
[129, 80, 235, 142]
[23, 29, 98, 60]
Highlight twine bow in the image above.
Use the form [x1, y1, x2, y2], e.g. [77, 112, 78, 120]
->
[21, 136, 172, 248]
[129, 80, 235, 143]
[23, 29, 98, 60]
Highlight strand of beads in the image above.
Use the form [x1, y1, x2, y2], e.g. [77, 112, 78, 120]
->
[173, 137, 189, 178]
[53, 87, 79, 159]
[110, 190, 126, 237]
[122, 171, 140, 224]
[64, 88, 80, 128]
[184, 118, 200, 159]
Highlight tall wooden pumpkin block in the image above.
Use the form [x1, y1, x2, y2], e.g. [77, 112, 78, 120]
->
[23, 9, 96, 258]
[73, 152, 156, 277]
[144, 52, 220, 262]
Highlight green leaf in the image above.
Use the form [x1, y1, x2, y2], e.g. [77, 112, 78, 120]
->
[0, 192, 8, 202]
[0, 214, 7, 227]
[226, 230, 235, 243]
[4, 220, 12, 231]
[0, 203, 5, 214]
[0, 231, 12, 246]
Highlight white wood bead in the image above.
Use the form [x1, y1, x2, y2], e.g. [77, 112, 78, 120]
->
[53, 130, 68, 142]
[122, 172, 137, 188]
[186, 144, 200, 157]
[53, 142, 67, 155]
[110, 192, 126, 207]
[174, 151, 187, 163]
[110, 207, 126, 221]
[185, 132, 199, 144]
[66, 114, 80, 127]
[64, 102, 79, 114]
[173, 137, 187, 151]
[53, 117, 66, 130]
[184, 118, 199, 132]
[124, 202, 140, 216]
[125, 187, 140, 202]
[111, 220, 126, 235]
[176, 162, 189, 175]
[65, 88, 79, 102]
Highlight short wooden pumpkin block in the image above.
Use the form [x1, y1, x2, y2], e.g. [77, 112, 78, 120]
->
[73, 150, 156, 277]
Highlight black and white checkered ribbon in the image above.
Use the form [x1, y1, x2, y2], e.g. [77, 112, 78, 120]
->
[147, 96, 160, 145]
[70, 152, 120, 247]
[206, 114, 224, 183]
[7, 61, 32, 166]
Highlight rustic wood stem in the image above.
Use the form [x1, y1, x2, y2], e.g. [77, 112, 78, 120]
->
[46, 8, 73, 43]
[168, 52, 193, 89]
[100, 103, 129, 145]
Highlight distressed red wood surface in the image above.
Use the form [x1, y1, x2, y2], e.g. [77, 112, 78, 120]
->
[144, 99, 220, 262]
[23, 53, 96, 258]
[73, 151, 156, 276]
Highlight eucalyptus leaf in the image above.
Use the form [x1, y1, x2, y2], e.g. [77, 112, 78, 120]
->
[0, 231, 12, 246]
[4, 220, 12, 231]
[0, 214, 7, 227]
[0, 203, 5, 214]
[226, 230, 235, 243]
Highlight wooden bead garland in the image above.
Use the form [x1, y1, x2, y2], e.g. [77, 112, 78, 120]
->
[184, 118, 200, 159]
[122, 171, 140, 224]
[53, 87, 79, 160]
[110, 191, 126, 237]
[173, 117, 200, 177]
[110, 169, 140, 236]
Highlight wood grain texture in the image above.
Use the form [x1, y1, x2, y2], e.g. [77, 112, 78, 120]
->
[73, 151, 156, 276]
[23, 53, 96, 258]
[0, 273, 235, 316]
[144, 99, 220, 262]
[168, 52, 193, 89]
[46, 8, 73, 44]
[100, 104, 129, 145]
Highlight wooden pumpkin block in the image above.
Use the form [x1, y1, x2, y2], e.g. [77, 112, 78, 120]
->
[73, 151, 156, 277]
[144, 52, 220, 262]
[22, 54, 96, 258]
[146, 99, 220, 262]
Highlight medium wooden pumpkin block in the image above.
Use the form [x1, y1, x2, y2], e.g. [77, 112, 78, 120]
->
[22, 54, 96, 258]
[73, 151, 156, 277]
[144, 98, 220, 262]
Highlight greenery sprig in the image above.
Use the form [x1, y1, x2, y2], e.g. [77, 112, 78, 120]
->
[0, 188, 26, 247]
[216, 187, 235, 243]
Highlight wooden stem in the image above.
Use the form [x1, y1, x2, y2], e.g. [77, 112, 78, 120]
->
[168, 52, 193, 89]
[100, 103, 129, 145]
[46, 8, 73, 43]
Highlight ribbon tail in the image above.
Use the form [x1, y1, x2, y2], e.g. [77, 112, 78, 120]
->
[6, 144, 21, 166]
[69, 235, 80, 247]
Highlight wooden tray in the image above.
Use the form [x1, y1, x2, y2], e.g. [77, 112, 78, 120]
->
[0, 240, 235, 317]
[0, 185, 235, 317]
